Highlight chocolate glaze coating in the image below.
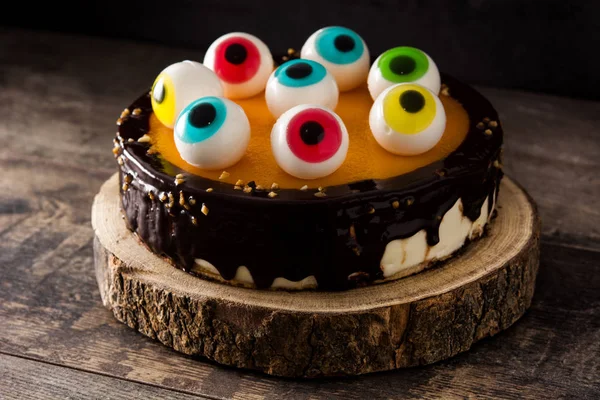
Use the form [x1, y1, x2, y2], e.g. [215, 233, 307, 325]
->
[115, 71, 503, 291]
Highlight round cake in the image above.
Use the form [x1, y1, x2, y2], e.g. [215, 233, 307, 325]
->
[112, 27, 503, 291]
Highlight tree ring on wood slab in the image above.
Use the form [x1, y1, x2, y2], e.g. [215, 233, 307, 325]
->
[92, 173, 540, 378]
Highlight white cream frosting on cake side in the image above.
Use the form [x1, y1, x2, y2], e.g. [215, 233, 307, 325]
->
[192, 190, 496, 290]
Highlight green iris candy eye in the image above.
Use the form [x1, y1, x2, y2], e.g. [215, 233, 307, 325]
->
[368, 46, 441, 100]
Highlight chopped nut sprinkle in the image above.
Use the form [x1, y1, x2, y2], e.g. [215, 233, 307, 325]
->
[137, 134, 151, 143]
[255, 184, 265, 191]
[121, 108, 130, 117]
[175, 173, 184, 179]
[201, 203, 209, 216]
[392, 200, 400, 209]
[116, 118, 123, 126]
[191, 216, 198, 225]
[127, 138, 134, 143]
[367, 206, 375, 214]
[219, 171, 230, 180]
[268, 191, 278, 198]
[314, 191, 327, 198]
[287, 48, 296, 55]
[124, 174, 132, 184]
[484, 129, 493, 136]
[112, 147, 119, 156]
[494, 160, 503, 169]
[243, 185, 253, 193]
[476, 122, 485, 130]
[352, 247, 361, 256]
[271, 182, 279, 190]
[132, 108, 142, 116]
[300, 185, 308, 191]
[204, 188, 213, 193]
[167, 192, 175, 208]
[117, 156, 124, 165]
[483, 117, 490, 123]
[175, 178, 185, 186]
[349, 224, 356, 239]
[146, 148, 158, 155]
[189, 196, 197, 205]
[179, 191, 185, 206]
[405, 198, 414, 206]
[282, 56, 289, 61]
[234, 185, 242, 190]
[488, 120, 498, 128]
[159, 192, 167, 202]
[235, 179, 244, 186]
[148, 191, 155, 200]
[121, 183, 129, 191]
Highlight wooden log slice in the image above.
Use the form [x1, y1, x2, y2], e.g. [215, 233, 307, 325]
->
[92, 173, 540, 378]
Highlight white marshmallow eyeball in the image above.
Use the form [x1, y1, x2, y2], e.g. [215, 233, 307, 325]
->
[271, 104, 348, 179]
[174, 96, 250, 170]
[301, 26, 370, 92]
[265, 59, 338, 119]
[369, 83, 446, 156]
[151, 60, 224, 128]
[203, 32, 274, 99]
[367, 46, 440, 101]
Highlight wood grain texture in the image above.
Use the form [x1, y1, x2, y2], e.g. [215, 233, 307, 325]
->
[0, 354, 207, 400]
[0, 27, 599, 398]
[92, 174, 539, 377]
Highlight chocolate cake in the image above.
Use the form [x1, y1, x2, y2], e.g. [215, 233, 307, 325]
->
[112, 27, 503, 291]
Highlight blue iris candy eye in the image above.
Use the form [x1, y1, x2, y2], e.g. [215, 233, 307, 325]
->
[315, 26, 364, 65]
[174, 96, 251, 170]
[273, 59, 328, 88]
[176, 97, 227, 143]
[301, 26, 371, 92]
[265, 59, 339, 118]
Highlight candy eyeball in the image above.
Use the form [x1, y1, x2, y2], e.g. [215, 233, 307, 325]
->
[174, 96, 250, 170]
[151, 60, 223, 129]
[301, 26, 370, 92]
[367, 47, 441, 100]
[369, 83, 446, 156]
[203, 32, 274, 99]
[265, 59, 339, 118]
[271, 104, 349, 179]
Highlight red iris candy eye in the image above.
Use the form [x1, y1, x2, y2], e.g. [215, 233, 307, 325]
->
[271, 105, 349, 179]
[204, 32, 274, 99]
[287, 108, 342, 163]
[214, 37, 261, 83]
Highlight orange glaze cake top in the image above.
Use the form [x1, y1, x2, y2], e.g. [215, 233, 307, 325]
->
[148, 84, 469, 189]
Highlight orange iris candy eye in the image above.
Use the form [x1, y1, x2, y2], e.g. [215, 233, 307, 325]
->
[369, 83, 446, 156]
[203, 32, 274, 99]
[271, 105, 349, 179]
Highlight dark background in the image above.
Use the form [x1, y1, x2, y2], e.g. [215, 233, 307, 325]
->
[2, 0, 598, 100]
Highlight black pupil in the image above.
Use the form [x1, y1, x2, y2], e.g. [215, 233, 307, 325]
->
[334, 34, 355, 52]
[189, 103, 217, 128]
[300, 121, 325, 145]
[153, 79, 165, 103]
[285, 62, 313, 79]
[400, 90, 425, 113]
[225, 43, 247, 65]
[390, 55, 416, 76]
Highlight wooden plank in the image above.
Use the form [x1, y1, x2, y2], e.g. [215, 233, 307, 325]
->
[1, 28, 598, 248]
[0, 354, 208, 400]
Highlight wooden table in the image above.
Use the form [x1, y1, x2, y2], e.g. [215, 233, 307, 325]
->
[1, 27, 598, 399]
